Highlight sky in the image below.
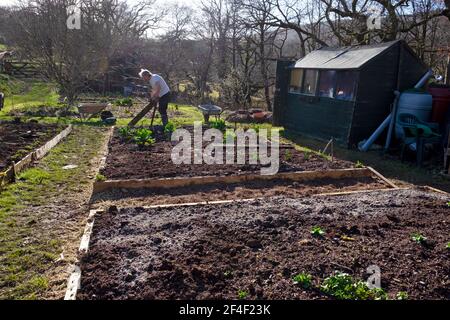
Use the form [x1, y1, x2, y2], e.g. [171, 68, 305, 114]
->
[1, 0, 197, 6]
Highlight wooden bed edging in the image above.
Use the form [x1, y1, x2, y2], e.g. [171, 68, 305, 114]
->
[64, 209, 100, 300]
[0, 125, 73, 189]
[93, 167, 386, 194]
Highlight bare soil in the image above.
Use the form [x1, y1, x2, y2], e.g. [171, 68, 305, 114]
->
[0, 121, 61, 171]
[101, 127, 353, 180]
[90, 176, 387, 209]
[78, 188, 450, 300]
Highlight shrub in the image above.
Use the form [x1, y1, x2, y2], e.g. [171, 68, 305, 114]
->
[320, 272, 387, 300]
[293, 272, 312, 288]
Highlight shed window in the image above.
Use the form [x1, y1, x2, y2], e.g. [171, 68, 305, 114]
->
[335, 71, 357, 101]
[318, 70, 336, 98]
[301, 69, 318, 95]
[289, 69, 303, 92]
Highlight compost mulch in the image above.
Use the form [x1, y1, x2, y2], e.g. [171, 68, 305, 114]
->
[101, 127, 354, 180]
[0, 121, 61, 171]
[78, 188, 450, 300]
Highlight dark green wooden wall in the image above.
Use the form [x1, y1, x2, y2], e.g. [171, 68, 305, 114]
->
[284, 93, 355, 144]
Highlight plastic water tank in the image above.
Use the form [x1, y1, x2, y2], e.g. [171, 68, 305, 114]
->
[395, 90, 432, 139]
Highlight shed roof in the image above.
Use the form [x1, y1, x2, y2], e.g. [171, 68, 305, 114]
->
[294, 40, 400, 70]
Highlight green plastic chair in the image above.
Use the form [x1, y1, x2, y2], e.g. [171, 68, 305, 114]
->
[397, 113, 441, 166]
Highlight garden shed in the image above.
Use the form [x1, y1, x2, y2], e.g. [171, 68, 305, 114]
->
[273, 40, 428, 147]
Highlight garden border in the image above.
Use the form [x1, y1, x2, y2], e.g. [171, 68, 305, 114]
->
[0, 125, 73, 189]
[65, 184, 448, 300]
[93, 166, 396, 194]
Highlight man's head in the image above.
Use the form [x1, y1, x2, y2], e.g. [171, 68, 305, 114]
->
[138, 69, 152, 82]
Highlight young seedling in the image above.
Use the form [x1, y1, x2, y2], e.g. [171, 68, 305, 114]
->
[447, 201, 450, 207]
[396, 291, 408, 300]
[304, 151, 311, 160]
[284, 149, 292, 161]
[118, 127, 134, 141]
[210, 119, 227, 132]
[133, 128, 155, 148]
[446, 242, 450, 249]
[311, 226, 325, 237]
[164, 121, 176, 135]
[411, 233, 427, 245]
[320, 272, 387, 300]
[95, 173, 106, 182]
[237, 290, 248, 299]
[293, 272, 312, 288]
[223, 270, 233, 278]
[355, 160, 364, 168]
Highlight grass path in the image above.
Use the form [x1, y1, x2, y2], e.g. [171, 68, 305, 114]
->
[0, 125, 109, 299]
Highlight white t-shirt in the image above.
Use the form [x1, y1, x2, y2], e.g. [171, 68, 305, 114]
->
[149, 74, 170, 98]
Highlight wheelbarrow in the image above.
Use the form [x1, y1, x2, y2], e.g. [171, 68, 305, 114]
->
[77, 102, 111, 121]
[197, 104, 222, 122]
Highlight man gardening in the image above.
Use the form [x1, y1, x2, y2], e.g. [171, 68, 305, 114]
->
[139, 69, 170, 127]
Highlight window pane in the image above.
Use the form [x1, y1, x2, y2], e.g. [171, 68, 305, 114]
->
[301, 69, 318, 95]
[318, 70, 336, 98]
[289, 69, 303, 93]
[335, 71, 357, 101]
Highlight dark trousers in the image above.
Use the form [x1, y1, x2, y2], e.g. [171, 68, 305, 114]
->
[158, 92, 170, 126]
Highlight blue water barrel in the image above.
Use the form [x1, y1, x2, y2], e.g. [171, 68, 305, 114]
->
[395, 90, 432, 139]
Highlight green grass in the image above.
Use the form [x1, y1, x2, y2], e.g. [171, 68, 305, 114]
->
[0, 126, 106, 299]
[0, 78, 59, 117]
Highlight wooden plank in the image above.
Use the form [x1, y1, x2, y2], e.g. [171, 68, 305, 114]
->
[93, 167, 376, 193]
[128, 101, 156, 127]
[34, 125, 73, 160]
[64, 209, 103, 300]
[366, 166, 398, 188]
[0, 125, 72, 189]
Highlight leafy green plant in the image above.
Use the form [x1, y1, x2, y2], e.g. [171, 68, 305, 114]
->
[285, 150, 292, 161]
[95, 174, 106, 182]
[447, 201, 450, 207]
[133, 128, 155, 148]
[320, 272, 387, 300]
[411, 233, 427, 244]
[311, 226, 325, 237]
[118, 127, 134, 141]
[446, 242, 450, 249]
[223, 270, 232, 278]
[210, 119, 226, 132]
[396, 291, 408, 300]
[237, 290, 248, 299]
[164, 121, 176, 134]
[115, 97, 133, 107]
[355, 160, 364, 168]
[293, 272, 312, 288]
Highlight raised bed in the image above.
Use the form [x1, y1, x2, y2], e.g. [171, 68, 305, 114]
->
[0, 121, 72, 188]
[71, 187, 449, 300]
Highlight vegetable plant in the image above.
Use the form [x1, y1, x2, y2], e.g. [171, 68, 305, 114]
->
[355, 160, 364, 168]
[411, 233, 427, 244]
[396, 291, 408, 300]
[133, 128, 155, 148]
[118, 127, 134, 141]
[311, 226, 325, 237]
[320, 272, 387, 300]
[293, 272, 312, 288]
[237, 290, 248, 299]
[210, 119, 226, 132]
[164, 121, 176, 135]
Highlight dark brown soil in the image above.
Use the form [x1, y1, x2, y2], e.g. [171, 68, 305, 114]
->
[0, 121, 61, 171]
[78, 188, 450, 300]
[91, 176, 387, 209]
[101, 127, 353, 180]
